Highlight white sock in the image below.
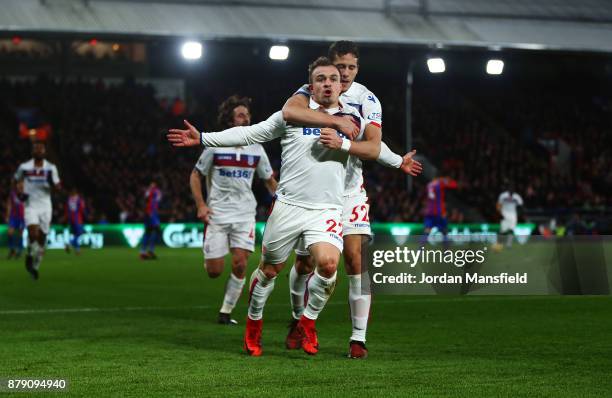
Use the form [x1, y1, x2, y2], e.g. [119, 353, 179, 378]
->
[220, 273, 246, 314]
[289, 265, 311, 320]
[29, 241, 43, 270]
[247, 268, 276, 321]
[303, 269, 337, 320]
[28, 241, 39, 257]
[348, 274, 371, 342]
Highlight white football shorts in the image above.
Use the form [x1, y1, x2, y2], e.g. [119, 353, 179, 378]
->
[24, 206, 52, 235]
[203, 221, 256, 259]
[261, 200, 343, 264]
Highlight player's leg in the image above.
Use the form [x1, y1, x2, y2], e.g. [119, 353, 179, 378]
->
[73, 224, 83, 254]
[297, 241, 341, 355]
[25, 224, 40, 279]
[499, 217, 516, 248]
[285, 247, 314, 349]
[140, 220, 151, 259]
[33, 209, 51, 271]
[15, 225, 24, 257]
[217, 222, 254, 324]
[342, 194, 372, 358]
[7, 226, 16, 258]
[202, 223, 229, 278]
[24, 207, 41, 279]
[422, 216, 434, 245]
[147, 222, 160, 258]
[343, 234, 371, 358]
[439, 217, 450, 245]
[296, 208, 343, 355]
[216, 247, 248, 324]
[243, 201, 301, 356]
[67, 223, 76, 253]
[289, 243, 315, 320]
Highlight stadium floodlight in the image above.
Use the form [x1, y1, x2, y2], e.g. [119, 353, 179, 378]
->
[181, 41, 202, 60]
[427, 58, 445, 73]
[486, 59, 504, 75]
[269, 45, 289, 61]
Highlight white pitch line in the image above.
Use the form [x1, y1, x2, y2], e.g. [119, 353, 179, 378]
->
[0, 296, 577, 316]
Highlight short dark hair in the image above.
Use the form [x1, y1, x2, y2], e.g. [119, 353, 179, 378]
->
[308, 56, 339, 84]
[328, 40, 359, 62]
[217, 95, 252, 129]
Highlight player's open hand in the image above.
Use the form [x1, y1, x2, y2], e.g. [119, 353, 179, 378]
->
[400, 150, 423, 176]
[197, 204, 212, 223]
[167, 120, 201, 147]
[320, 128, 343, 150]
[334, 115, 359, 140]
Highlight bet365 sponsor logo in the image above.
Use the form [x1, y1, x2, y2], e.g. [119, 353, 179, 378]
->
[302, 127, 347, 139]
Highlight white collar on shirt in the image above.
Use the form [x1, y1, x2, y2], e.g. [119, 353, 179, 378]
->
[308, 97, 346, 115]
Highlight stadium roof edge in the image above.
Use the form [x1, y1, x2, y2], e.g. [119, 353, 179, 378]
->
[2, 0, 612, 54]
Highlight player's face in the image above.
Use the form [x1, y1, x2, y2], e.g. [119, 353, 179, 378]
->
[232, 105, 251, 127]
[309, 66, 342, 107]
[333, 53, 359, 92]
[32, 142, 46, 160]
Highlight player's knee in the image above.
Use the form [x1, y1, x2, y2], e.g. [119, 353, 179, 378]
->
[259, 265, 278, 280]
[232, 257, 247, 278]
[204, 260, 224, 278]
[316, 256, 338, 278]
[295, 255, 314, 274]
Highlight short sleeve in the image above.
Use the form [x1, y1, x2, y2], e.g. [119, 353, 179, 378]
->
[515, 194, 524, 206]
[51, 165, 61, 185]
[361, 91, 382, 128]
[195, 149, 214, 175]
[294, 84, 311, 98]
[13, 164, 24, 181]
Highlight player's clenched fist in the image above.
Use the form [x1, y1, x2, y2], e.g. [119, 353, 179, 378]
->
[197, 204, 212, 223]
[319, 127, 343, 150]
[334, 115, 359, 140]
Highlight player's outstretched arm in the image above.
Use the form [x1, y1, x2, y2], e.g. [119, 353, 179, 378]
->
[319, 123, 381, 160]
[5, 197, 10, 223]
[169, 114, 284, 148]
[282, 95, 359, 139]
[377, 141, 403, 168]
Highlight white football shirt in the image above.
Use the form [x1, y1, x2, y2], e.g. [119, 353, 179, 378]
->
[497, 191, 524, 220]
[14, 159, 60, 209]
[195, 144, 273, 224]
[296, 81, 384, 196]
[199, 99, 365, 210]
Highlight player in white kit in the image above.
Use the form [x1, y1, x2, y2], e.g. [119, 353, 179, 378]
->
[495, 184, 524, 249]
[190, 95, 278, 325]
[169, 57, 387, 356]
[281, 41, 422, 359]
[13, 141, 61, 280]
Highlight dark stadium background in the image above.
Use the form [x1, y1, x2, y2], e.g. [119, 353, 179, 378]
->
[1, 38, 610, 232]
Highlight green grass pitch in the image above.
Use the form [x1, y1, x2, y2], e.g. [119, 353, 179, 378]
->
[1, 247, 611, 397]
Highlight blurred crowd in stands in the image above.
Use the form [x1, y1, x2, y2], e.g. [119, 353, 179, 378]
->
[1, 75, 610, 232]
